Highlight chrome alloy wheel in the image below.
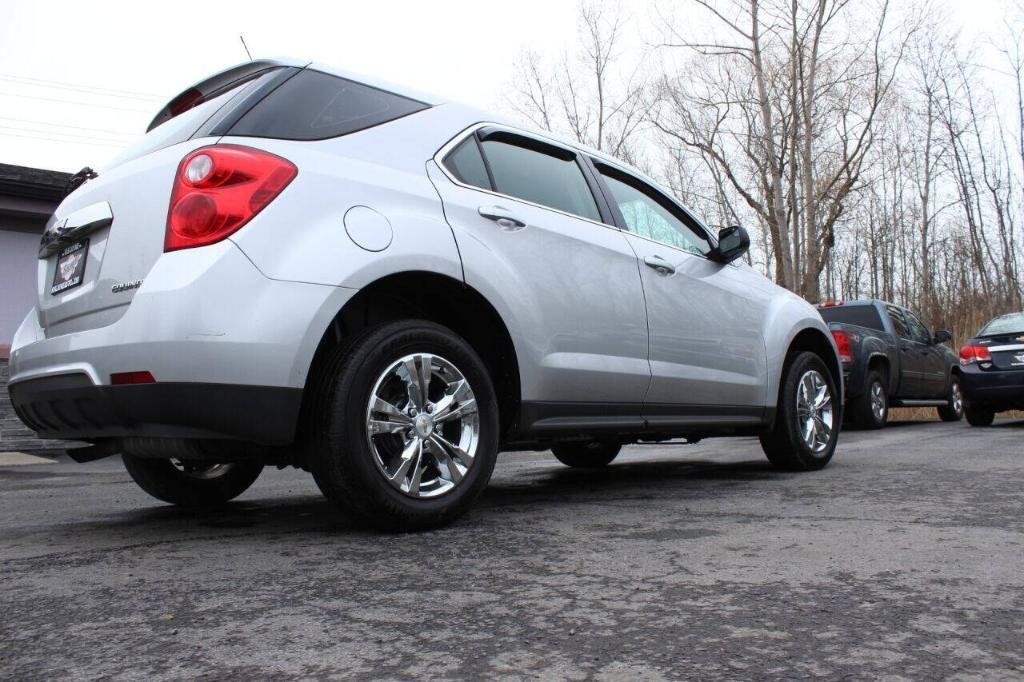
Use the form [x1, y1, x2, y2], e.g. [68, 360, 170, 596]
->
[870, 380, 886, 422]
[951, 380, 963, 415]
[796, 369, 834, 454]
[365, 353, 480, 498]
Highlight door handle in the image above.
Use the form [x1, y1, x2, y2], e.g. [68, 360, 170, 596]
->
[643, 254, 676, 276]
[478, 205, 526, 230]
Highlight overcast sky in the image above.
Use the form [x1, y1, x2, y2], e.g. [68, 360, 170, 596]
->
[0, 0, 1015, 173]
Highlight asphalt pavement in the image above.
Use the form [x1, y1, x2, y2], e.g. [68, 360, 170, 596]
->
[2, 418, 1023, 680]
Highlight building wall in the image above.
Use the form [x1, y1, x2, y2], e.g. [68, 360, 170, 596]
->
[0, 228, 41, 345]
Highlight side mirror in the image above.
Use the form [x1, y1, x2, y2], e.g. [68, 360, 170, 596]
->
[933, 330, 952, 345]
[710, 225, 750, 264]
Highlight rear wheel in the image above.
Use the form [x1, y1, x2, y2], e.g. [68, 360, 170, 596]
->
[849, 370, 888, 429]
[965, 403, 995, 427]
[551, 442, 621, 468]
[760, 351, 839, 471]
[122, 455, 263, 507]
[309, 320, 499, 531]
[937, 376, 964, 422]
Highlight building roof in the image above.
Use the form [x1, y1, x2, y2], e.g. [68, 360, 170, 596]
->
[0, 163, 72, 203]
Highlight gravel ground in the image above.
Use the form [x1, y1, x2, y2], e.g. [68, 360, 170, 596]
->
[1, 419, 1023, 680]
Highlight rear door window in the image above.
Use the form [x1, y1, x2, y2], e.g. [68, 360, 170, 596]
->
[478, 138, 601, 222]
[228, 69, 429, 140]
[886, 306, 911, 339]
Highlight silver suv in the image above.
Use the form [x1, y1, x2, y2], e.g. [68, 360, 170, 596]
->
[8, 60, 842, 529]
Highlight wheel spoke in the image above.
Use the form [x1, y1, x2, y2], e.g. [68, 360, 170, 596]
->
[435, 399, 478, 424]
[398, 357, 427, 410]
[430, 433, 474, 466]
[407, 446, 426, 496]
[368, 419, 409, 435]
[371, 396, 410, 423]
[429, 439, 464, 484]
[388, 438, 420, 486]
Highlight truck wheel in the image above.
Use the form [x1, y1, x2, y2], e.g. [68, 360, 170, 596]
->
[551, 442, 621, 468]
[760, 351, 839, 471]
[122, 456, 263, 507]
[849, 370, 888, 429]
[937, 376, 964, 422]
[964, 403, 995, 427]
[309, 320, 499, 531]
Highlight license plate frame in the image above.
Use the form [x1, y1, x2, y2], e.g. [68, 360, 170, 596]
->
[50, 239, 89, 296]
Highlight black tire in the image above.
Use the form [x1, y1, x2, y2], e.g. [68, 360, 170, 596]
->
[309, 320, 499, 531]
[937, 375, 964, 422]
[760, 351, 840, 471]
[122, 455, 263, 507]
[551, 442, 621, 468]
[965, 403, 995, 427]
[848, 369, 888, 429]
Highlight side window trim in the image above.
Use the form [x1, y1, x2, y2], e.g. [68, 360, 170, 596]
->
[592, 160, 714, 256]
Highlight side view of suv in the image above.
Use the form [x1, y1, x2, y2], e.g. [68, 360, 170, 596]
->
[8, 59, 842, 529]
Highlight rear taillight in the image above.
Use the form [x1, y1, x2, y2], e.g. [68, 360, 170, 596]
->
[111, 371, 156, 385]
[832, 330, 854, 365]
[959, 345, 992, 366]
[165, 144, 297, 252]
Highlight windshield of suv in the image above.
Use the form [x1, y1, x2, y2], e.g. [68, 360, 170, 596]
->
[978, 312, 1024, 336]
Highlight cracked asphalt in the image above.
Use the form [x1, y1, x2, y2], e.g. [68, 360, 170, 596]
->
[2, 418, 1023, 680]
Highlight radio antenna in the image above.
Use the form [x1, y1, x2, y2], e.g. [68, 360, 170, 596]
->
[239, 34, 253, 61]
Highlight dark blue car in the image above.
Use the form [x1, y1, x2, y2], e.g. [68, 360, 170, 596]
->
[960, 312, 1024, 426]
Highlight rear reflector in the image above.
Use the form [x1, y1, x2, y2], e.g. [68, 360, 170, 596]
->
[831, 330, 854, 365]
[959, 345, 992, 366]
[165, 144, 297, 252]
[111, 371, 156, 385]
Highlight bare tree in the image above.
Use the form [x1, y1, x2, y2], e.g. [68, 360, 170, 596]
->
[512, 1, 649, 162]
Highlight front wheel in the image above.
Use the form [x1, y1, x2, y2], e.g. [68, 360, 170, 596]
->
[122, 455, 263, 507]
[937, 376, 965, 422]
[760, 351, 839, 471]
[551, 442, 621, 468]
[310, 320, 499, 531]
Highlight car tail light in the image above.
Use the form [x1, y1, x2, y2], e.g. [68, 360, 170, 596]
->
[165, 144, 297, 252]
[959, 345, 991, 366]
[111, 371, 156, 385]
[820, 300, 845, 307]
[831, 330, 854, 365]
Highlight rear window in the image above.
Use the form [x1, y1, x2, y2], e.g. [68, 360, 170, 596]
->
[979, 312, 1024, 336]
[818, 305, 885, 331]
[228, 69, 429, 140]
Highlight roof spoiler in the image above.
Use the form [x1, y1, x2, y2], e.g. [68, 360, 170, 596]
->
[146, 58, 307, 133]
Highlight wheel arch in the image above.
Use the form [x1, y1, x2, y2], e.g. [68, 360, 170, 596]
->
[299, 271, 522, 440]
[781, 326, 843, 405]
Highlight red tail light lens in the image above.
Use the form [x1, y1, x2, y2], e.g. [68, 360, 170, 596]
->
[165, 144, 297, 252]
[959, 345, 991, 366]
[832, 330, 854, 365]
[111, 371, 156, 385]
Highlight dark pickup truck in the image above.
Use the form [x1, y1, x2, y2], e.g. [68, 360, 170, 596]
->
[817, 300, 962, 428]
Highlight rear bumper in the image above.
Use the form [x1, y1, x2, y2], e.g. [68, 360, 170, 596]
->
[960, 367, 1024, 410]
[8, 373, 301, 444]
[8, 240, 356, 445]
